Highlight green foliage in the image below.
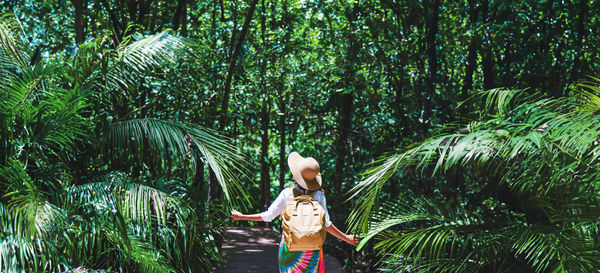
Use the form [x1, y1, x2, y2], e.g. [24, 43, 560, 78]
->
[0, 21, 244, 272]
[3, 0, 600, 271]
[350, 85, 600, 272]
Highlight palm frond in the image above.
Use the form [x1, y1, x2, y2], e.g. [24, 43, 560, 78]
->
[360, 197, 520, 272]
[105, 232, 176, 273]
[65, 172, 225, 272]
[68, 172, 187, 229]
[29, 86, 89, 153]
[0, 22, 26, 67]
[105, 32, 195, 92]
[512, 225, 600, 272]
[107, 118, 249, 205]
[118, 32, 194, 74]
[347, 154, 409, 234]
[0, 59, 57, 115]
[0, 160, 65, 238]
[0, 201, 65, 273]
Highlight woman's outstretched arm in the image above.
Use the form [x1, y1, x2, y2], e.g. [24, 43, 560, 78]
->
[326, 224, 359, 246]
[232, 210, 359, 245]
[232, 188, 289, 222]
[231, 209, 264, 222]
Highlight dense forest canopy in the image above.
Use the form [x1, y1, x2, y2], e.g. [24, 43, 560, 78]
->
[1, 0, 600, 272]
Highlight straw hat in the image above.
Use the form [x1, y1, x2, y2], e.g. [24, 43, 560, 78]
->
[288, 152, 322, 191]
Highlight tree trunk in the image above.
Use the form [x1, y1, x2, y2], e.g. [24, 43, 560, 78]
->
[173, 0, 187, 32]
[333, 1, 359, 207]
[0, 119, 10, 164]
[482, 0, 495, 90]
[260, 102, 270, 216]
[194, 161, 205, 203]
[422, 0, 440, 135]
[380, 1, 408, 142]
[570, 0, 588, 86]
[99, 0, 123, 43]
[334, 93, 353, 205]
[127, 0, 138, 23]
[335, 0, 359, 201]
[391, 75, 409, 138]
[461, 0, 478, 115]
[219, 0, 225, 21]
[181, 0, 188, 35]
[482, 54, 494, 90]
[136, 0, 152, 26]
[71, 0, 86, 44]
[229, 2, 239, 58]
[190, 141, 204, 206]
[259, 0, 270, 228]
[278, 0, 291, 192]
[207, 1, 222, 206]
[279, 94, 287, 191]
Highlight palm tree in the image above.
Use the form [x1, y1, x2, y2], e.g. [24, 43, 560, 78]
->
[0, 22, 246, 272]
[349, 86, 600, 272]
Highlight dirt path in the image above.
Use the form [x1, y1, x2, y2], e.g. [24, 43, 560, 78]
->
[215, 226, 345, 273]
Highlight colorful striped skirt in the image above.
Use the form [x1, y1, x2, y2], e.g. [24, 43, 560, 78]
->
[278, 242, 325, 273]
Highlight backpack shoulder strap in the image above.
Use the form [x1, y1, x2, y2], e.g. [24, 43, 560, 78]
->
[291, 185, 300, 198]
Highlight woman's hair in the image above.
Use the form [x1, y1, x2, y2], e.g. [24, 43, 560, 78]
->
[293, 182, 324, 197]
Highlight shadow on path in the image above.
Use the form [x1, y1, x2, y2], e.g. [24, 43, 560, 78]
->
[215, 226, 344, 273]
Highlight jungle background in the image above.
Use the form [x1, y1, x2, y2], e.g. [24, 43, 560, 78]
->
[1, 0, 600, 272]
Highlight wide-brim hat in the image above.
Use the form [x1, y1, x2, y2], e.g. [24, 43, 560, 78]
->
[288, 152, 322, 191]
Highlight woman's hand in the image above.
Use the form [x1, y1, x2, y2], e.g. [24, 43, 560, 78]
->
[326, 225, 360, 247]
[231, 209, 243, 221]
[346, 234, 360, 246]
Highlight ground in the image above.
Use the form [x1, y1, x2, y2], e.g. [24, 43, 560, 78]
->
[215, 226, 345, 273]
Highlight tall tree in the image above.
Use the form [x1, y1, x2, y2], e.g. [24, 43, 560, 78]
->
[570, 0, 588, 85]
[278, 94, 287, 191]
[71, 0, 86, 43]
[173, 0, 188, 34]
[210, 0, 260, 202]
[334, 1, 359, 207]
[461, 0, 479, 114]
[259, 0, 270, 221]
[260, 101, 270, 212]
[422, 0, 440, 134]
[99, 0, 124, 43]
[481, 0, 494, 90]
[277, 0, 292, 191]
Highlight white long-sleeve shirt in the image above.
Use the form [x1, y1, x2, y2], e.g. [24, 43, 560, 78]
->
[259, 187, 333, 227]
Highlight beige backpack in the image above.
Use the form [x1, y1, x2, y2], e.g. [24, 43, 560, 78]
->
[281, 190, 327, 251]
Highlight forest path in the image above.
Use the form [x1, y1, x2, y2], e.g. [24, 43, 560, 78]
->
[215, 226, 345, 273]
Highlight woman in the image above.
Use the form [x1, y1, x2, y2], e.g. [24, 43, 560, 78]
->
[231, 152, 359, 273]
